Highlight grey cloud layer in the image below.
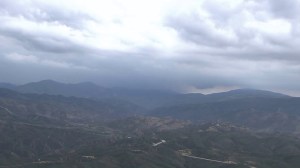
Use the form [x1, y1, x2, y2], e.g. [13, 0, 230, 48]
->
[166, 0, 300, 55]
[0, 0, 300, 95]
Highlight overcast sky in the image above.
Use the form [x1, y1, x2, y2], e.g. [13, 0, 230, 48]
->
[1, 0, 300, 95]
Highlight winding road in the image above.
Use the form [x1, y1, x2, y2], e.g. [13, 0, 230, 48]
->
[0, 105, 13, 115]
[181, 153, 237, 165]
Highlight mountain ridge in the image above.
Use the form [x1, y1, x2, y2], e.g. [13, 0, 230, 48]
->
[0, 80, 291, 110]
[0, 80, 291, 97]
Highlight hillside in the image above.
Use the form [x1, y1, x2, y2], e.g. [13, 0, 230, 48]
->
[0, 88, 142, 123]
[151, 97, 300, 133]
[1, 113, 300, 168]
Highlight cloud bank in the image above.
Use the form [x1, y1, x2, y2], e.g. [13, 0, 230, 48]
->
[1, 0, 300, 95]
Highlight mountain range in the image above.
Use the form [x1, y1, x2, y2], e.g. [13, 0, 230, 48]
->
[1, 80, 300, 167]
[0, 80, 290, 108]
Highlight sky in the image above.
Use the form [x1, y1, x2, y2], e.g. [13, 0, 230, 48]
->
[0, 0, 300, 95]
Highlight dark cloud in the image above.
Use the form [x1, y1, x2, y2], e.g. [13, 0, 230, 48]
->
[166, 13, 238, 47]
[267, 0, 300, 19]
[165, 0, 300, 63]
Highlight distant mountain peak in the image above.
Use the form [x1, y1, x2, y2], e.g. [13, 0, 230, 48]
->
[32, 79, 61, 84]
[207, 88, 290, 98]
[15, 80, 108, 98]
